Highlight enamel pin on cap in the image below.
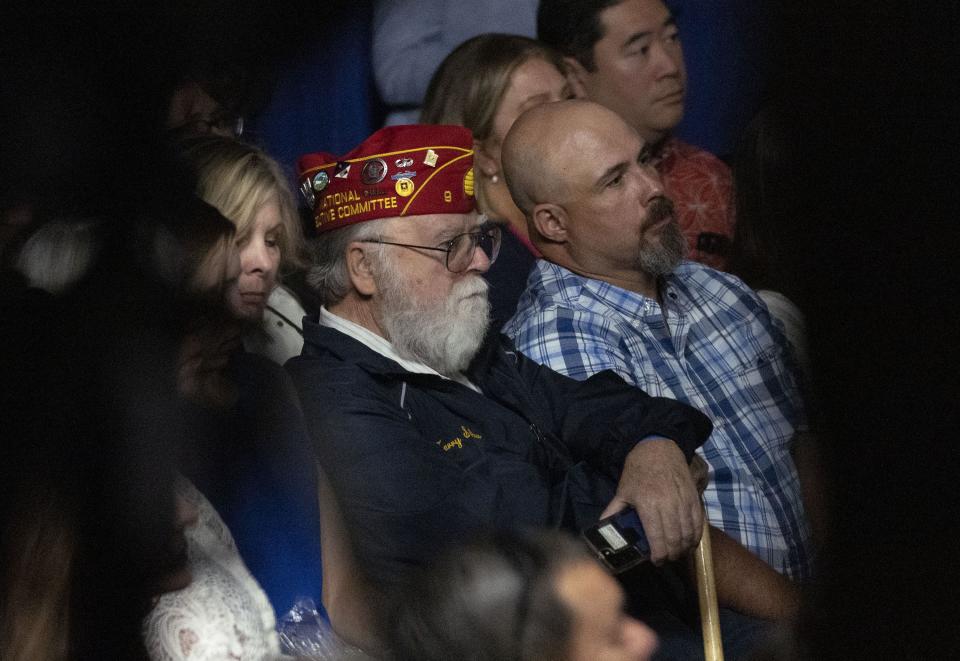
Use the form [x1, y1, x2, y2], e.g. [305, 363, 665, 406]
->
[297, 124, 476, 235]
[312, 170, 329, 192]
[299, 179, 315, 207]
[395, 178, 415, 197]
[361, 158, 388, 185]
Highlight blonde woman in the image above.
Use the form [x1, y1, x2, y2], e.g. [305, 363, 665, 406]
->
[177, 137, 325, 626]
[182, 136, 307, 364]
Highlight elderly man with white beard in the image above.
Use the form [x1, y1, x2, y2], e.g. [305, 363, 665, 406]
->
[289, 125, 771, 655]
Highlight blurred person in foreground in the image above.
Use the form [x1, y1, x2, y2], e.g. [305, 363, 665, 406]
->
[0, 24, 223, 652]
[388, 530, 658, 661]
[142, 201, 284, 660]
[0, 196, 233, 659]
[138, 200, 348, 660]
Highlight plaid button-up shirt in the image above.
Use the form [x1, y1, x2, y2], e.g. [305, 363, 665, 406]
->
[504, 259, 812, 579]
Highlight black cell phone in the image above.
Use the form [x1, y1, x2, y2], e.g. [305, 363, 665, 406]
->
[582, 508, 651, 574]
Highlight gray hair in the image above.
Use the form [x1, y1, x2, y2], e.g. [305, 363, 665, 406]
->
[305, 218, 389, 305]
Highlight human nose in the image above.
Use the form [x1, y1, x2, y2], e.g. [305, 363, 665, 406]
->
[651, 39, 683, 79]
[635, 165, 665, 203]
[464, 239, 491, 274]
[241, 238, 271, 274]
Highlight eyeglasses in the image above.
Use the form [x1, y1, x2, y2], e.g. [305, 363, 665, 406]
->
[360, 223, 502, 273]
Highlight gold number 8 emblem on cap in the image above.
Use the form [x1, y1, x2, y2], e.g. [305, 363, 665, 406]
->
[395, 178, 415, 197]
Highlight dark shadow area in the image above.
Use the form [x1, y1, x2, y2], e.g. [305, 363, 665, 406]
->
[765, 1, 960, 657]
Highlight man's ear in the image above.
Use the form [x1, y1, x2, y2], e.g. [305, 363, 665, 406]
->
[563, 56, 589, 99]
[345, 242, 378, 297]
[474, 138, 500, 179]
[531, 203, 568, 243]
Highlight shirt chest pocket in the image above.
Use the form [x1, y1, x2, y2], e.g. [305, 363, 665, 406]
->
[736, 344, 796, 414]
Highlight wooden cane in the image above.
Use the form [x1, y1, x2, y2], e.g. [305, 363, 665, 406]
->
[694, 516, 724, 661]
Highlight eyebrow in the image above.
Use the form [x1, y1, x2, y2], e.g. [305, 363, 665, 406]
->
[621, 15, 678, 50]
[597, 161, 628, 189]
[622, 30, 652, 50]
[431, 227, 460, 244]
[430, 218, 483, 243]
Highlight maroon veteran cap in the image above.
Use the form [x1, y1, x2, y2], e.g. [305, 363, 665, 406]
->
[297, 124, 476, 234]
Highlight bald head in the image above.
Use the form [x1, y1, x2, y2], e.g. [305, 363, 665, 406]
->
[501, 99, 675, 294]
[502, 100, 637, 215]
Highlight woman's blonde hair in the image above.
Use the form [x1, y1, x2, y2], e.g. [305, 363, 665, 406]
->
[420, 34, 567, 143]
[181, 136, 306, 272]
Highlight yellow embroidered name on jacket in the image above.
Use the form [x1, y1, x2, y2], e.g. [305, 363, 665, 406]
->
[437, 426, 482, 452]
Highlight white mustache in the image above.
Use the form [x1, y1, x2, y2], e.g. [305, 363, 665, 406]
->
[453, 275, 489, 299]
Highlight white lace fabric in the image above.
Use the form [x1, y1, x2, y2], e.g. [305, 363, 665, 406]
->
[143, 481, 285, 660]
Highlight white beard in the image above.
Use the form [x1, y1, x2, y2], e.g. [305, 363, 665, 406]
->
[375, 258, 491, 377]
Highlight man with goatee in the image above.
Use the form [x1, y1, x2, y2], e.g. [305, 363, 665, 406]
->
[503, 100, 812, 588]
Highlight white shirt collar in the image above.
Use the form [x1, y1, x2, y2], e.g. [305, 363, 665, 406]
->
[317, 307, 480, 392]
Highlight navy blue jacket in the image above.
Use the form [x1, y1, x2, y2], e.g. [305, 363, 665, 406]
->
[287, 322, 711, 589]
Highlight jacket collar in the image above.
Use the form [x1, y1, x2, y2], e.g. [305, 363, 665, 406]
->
[303, 315, 521, 391]
[302, 317, 411, 375]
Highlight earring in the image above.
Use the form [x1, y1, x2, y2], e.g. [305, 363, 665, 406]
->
[490, 174, 500, 184]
